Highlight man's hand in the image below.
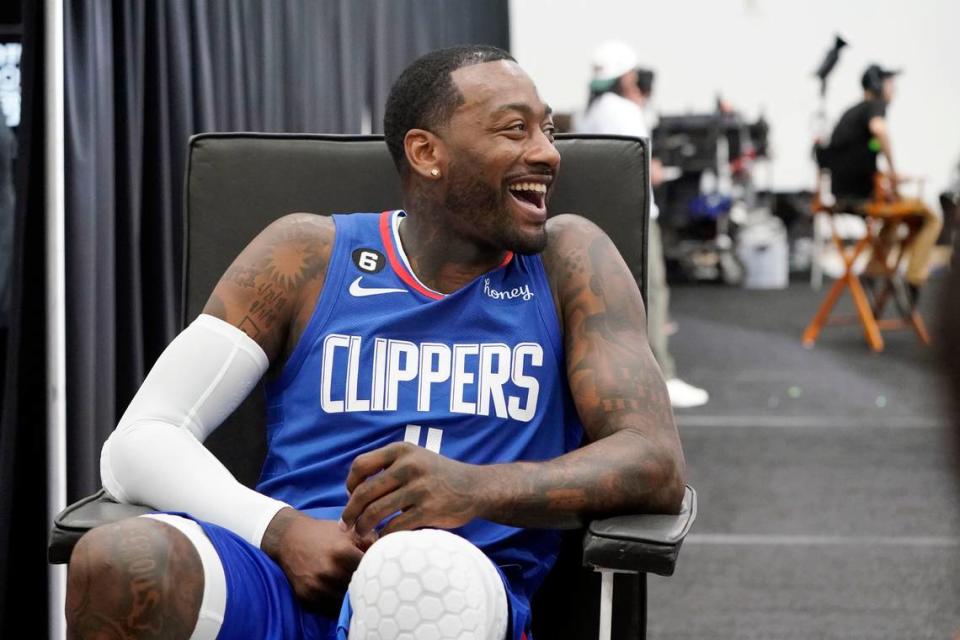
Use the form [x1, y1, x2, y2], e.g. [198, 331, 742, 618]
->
[888, 172, 902, 199]
[260, 508, 373, 616]
[651, 158, 665, 187]
[341, 442, 481, 537]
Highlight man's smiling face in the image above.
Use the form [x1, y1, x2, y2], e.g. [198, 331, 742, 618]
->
[434, 60, 561, 255]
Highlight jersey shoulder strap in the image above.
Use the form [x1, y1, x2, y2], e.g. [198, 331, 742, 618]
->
[270, 211, 384, 388]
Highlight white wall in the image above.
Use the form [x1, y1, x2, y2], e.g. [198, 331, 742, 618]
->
[510, 0, 960, 195]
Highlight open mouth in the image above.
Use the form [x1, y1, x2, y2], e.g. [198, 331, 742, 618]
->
[507, 181, 547, 214]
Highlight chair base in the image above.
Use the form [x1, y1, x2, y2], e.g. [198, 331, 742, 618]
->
[802, 211, 931, 353]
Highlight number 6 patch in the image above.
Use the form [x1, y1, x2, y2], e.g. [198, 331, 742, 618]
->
[352, 248, 385, 274]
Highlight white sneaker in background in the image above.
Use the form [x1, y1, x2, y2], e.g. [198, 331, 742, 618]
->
[666, 378, 709, 409]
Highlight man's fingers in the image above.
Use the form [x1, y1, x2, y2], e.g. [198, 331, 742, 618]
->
[341, 469, 403, 528]
[379, 508, 423, 537]
[345, 442, 408, 494]
[350, 527, 378, 551]
[354, 489, 418, 537]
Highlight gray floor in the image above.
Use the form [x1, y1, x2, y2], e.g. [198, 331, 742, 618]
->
[646, 278, 960, 639]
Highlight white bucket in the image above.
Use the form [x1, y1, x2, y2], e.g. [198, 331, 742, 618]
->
[737, 218, 789, 289]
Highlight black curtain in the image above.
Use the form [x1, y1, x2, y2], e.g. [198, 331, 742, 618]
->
[366, 0, 511, 132]
[62, 0, 376, 500]
[62, 0, 509, 501]
[0, 0, 48, 634]
[0, 0, 508, 636]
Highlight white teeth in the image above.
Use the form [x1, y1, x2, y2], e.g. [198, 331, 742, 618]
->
[508, 182, 547, 194]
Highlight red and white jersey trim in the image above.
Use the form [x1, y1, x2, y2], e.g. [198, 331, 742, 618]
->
[378, 210, 513, 301]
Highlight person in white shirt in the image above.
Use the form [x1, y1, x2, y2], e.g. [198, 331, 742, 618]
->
[576, 41, 708, 409]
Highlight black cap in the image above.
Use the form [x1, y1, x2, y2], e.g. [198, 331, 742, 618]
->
[861, 64, 901, 92]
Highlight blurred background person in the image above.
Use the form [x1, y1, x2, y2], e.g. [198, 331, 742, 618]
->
[575, 41, 709, 409]
[820, 64, 943, 306]
[941, 152, 960, 252]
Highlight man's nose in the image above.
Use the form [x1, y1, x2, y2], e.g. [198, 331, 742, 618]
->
[525, 128, 561, 171]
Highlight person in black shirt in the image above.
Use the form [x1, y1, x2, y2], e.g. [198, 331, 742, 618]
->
[825, 64, 942, 304]
[828, 89, 888, 200]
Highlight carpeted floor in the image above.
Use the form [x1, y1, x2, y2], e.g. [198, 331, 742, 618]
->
[646, 276, 960, 639]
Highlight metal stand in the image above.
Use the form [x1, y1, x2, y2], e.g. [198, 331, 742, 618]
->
[598, 570, 614, 640]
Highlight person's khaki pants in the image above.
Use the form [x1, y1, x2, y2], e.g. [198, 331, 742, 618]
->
[647, 220, 676, 380]
[868, 199, 943, 286]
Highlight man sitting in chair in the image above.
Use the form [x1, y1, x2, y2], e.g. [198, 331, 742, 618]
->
[823, 63, 942, 306]
[65, 46, 685, 640]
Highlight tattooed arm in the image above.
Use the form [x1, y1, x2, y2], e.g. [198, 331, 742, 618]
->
[479, 214, 686, 525]
[101, 214, 333, 523]
[340, 214, 685, 536]
[202, 213, 334, 367]
[205, 215, 378, 611]
[102, 214, 335, 525]
[101, 214, 369, 611]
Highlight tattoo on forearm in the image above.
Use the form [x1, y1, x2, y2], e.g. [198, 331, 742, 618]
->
[508, 220, 683, 527]
[488, 428, 678, 529]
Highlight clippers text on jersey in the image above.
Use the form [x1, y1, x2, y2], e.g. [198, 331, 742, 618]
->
[320, 334, 543, 422]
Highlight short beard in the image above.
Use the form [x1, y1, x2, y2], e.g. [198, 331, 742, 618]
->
[442, 160, 548, 255]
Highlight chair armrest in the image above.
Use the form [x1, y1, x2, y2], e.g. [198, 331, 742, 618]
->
[582, 485, 697, 577]
[48, 488, 154, 564]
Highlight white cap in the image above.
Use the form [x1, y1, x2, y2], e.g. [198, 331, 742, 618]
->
[590, 41, 638, 91]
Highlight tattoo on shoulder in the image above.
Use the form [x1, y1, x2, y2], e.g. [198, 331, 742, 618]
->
[224, 262, 259, 289]
[226, 216, 330, 292]
[215, 215, 333, 345]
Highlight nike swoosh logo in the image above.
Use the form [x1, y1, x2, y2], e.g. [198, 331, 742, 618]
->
[348, 276, 407, 297]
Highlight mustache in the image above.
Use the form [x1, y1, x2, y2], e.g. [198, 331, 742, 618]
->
[505, 165, 557, 183]
[526, 164, 555, 178]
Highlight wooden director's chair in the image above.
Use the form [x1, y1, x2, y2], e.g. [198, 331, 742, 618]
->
[802, 171, 932, 352]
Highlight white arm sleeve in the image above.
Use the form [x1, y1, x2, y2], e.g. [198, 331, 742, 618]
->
[100, 314, 290, 548]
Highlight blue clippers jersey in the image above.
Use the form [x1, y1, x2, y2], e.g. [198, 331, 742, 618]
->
[258, 210, 584, 597]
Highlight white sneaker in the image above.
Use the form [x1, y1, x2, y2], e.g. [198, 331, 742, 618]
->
[666, 378, 709, 409]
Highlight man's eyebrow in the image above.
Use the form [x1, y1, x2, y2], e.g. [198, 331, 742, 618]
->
[491, 102, 554, 119]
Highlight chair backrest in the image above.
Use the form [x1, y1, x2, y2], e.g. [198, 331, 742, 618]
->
[184, 132, 651, 481]
[185, 133, 652, 638]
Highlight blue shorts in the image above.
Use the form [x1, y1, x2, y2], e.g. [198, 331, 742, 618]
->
[178, 515, 533, 639]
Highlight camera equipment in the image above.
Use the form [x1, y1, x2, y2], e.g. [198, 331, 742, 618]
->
[812, 34, 848, 142]
[636, 68, 655, 97]
[814, 35, 847, 97]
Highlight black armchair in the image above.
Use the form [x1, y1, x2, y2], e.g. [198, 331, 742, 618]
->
[49, 133, 696, 639]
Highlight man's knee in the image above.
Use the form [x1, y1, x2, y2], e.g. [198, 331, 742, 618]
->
[348, 529, 508, 639]
[66, 516, 203, 639]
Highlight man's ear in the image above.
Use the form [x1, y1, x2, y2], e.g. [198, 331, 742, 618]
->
[404, 128, 447, 180]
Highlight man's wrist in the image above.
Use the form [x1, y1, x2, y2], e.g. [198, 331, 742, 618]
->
[260, 506, 300, 559]
[468, 463, 511, 522]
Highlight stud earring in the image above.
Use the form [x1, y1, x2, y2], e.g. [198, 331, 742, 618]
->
[430, 168, 440, 177]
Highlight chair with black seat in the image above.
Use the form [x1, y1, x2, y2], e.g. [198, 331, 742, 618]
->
[49, 133, 697, 640]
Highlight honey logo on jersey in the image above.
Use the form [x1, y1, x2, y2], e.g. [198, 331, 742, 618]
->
[483, 277, 534, 302]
